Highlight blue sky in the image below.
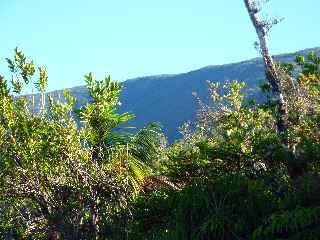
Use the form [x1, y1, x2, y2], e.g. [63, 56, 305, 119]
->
[1, 0, 319, 91]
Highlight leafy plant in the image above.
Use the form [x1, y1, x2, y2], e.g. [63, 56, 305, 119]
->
[0, 49, 163, 239]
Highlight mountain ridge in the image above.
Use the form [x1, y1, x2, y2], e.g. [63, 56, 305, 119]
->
[35, 47, 320, 142]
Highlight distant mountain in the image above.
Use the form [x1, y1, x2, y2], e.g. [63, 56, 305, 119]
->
[45, 47, 320, 142]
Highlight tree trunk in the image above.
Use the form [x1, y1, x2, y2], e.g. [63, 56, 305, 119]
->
[243, 0, 307, 178]
[48, 226, 62, 240]
[89, 199, 100, 239]
[243, 0, 288, 142]
[119, 208, 128, 240]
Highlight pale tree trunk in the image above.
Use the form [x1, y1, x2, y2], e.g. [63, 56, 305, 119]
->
[243, 0, 306, 177]
[243, 0, 288, 141]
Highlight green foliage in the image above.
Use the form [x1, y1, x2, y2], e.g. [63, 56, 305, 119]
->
[130, 174, 280, 239]
[133, 51, 320, 239]
[0, 49, 163, 239]
[252, 207, 320, 240]
[0, 48, 319, 239]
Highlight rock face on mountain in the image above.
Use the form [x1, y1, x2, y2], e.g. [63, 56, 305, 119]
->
[47, 47, 320, 142]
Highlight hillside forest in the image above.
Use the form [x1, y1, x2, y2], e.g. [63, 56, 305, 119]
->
[1, 1, 320, 239]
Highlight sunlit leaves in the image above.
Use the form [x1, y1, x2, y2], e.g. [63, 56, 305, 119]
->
[35, 66, 48, 93]
[6, 47, 35, 85]
[11, 77, 23, 94]
[296, 51, 320, 87]
[295, 55, 305, 65]
[85, 72, 121, 106]
[0, 75, 9, 97]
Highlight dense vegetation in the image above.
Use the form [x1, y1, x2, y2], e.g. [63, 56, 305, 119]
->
[0, 46, 319, 239]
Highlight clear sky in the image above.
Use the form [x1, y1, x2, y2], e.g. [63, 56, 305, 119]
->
[1, 0, 319, 91]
